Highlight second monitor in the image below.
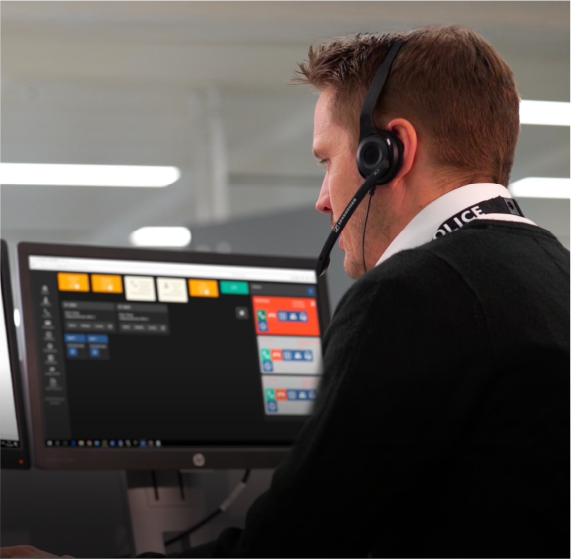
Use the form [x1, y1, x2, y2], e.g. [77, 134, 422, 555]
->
[1, 239, 30, 469]
[19, 242, 330, 470]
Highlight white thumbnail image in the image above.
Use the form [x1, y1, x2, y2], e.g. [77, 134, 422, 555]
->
[0, 293, 19, 442]
[157, 277, 188, 303]
[261, 374, 320, 416]
[124, 276, 156, 302]
[256, 335, 322, 375]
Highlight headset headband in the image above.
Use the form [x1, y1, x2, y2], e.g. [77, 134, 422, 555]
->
[359, 40, 404, 142]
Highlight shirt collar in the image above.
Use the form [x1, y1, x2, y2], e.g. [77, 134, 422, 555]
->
[375, 183, 535, 267]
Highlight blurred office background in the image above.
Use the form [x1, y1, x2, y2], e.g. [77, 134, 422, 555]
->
[1, 2, 569, 557]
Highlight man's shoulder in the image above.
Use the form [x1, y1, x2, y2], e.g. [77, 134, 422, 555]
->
[416, 219, 569, 264]
[334, 242, 471, 321]
[337, 219, 569, 316]
[377, 219, 568, 283]
[326, 233, 490, 358]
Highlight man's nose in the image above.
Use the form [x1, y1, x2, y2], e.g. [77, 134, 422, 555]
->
[315, 180, 332, 215]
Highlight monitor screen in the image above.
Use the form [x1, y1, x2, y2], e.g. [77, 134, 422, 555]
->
[1, 239, 30, 469]
[18, 243, 330, 470]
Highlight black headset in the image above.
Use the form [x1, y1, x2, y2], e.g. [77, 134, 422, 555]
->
[315, 40, 404, 277]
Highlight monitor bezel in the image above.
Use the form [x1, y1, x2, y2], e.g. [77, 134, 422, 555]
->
[18, 241, 330, 470]
[1, 239, 31, 469]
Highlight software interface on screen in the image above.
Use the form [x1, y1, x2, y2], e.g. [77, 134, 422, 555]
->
[0, 273, 21, 449]
[28, 255, 324, 449]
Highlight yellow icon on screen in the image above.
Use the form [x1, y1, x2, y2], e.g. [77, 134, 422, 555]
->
[188, 279, 219, 298]
[57, 273, 89, 292]
[91, 274, 123, 294]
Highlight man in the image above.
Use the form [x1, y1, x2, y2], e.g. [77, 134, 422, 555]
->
[2, 25, 569, 559]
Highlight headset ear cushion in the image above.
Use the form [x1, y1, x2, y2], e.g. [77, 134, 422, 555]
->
[356, 131, 403, 184]
[357, 135, 388, 179]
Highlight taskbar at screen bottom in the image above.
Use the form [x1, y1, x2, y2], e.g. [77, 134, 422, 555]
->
[45, 438, 293, 448]
[1, 439, 21, 448]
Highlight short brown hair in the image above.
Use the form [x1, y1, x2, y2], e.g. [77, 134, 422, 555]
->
[294, 25, 520, 186]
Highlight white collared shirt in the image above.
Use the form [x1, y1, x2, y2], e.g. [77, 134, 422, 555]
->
[376, 183, 537, 267]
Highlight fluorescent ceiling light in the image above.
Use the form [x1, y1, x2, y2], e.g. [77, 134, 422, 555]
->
[129, 227, 192, 248]
[520, 100, 570, 126]
[509, 177, 570, 199]
[0, 163, 180, 187]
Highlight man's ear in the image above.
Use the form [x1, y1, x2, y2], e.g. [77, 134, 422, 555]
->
[385, 118, 418, 182]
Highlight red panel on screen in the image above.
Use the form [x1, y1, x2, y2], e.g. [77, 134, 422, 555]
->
[252, 296, 320, 336]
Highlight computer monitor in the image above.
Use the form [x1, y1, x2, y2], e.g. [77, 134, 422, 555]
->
[18, 242, 330, 470]
[1, 240, 30, 469]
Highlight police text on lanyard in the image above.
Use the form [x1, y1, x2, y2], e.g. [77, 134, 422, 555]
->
[433, 196, 524, 239]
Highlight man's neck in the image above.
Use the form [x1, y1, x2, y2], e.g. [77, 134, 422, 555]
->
[368, 170, 487, 268]
[372, 182, 527, 268]
[390, 178, 458, 239]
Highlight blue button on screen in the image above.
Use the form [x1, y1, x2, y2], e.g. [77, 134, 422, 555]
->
[65, 334, 86, 343]
[87, 334, 108, 344]
[262, 361, 273, 372]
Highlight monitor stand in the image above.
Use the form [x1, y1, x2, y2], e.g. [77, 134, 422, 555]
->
[125, 470, 207, 557]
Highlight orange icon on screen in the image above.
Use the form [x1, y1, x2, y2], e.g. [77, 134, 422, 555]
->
[189, 279, 219, 298]
[57, 273, 89, 292]
[271, 349, 283, 360]
[91, 274, 123, 293]
[275, 389, 287, 401]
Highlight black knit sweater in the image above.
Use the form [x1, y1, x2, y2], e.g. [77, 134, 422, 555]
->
[154, 220, 570, 558]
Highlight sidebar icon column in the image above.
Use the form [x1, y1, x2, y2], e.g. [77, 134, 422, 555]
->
[35, 277, 72, 443]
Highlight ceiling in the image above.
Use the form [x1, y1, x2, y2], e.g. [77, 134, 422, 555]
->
[1, 1, 569, 248]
